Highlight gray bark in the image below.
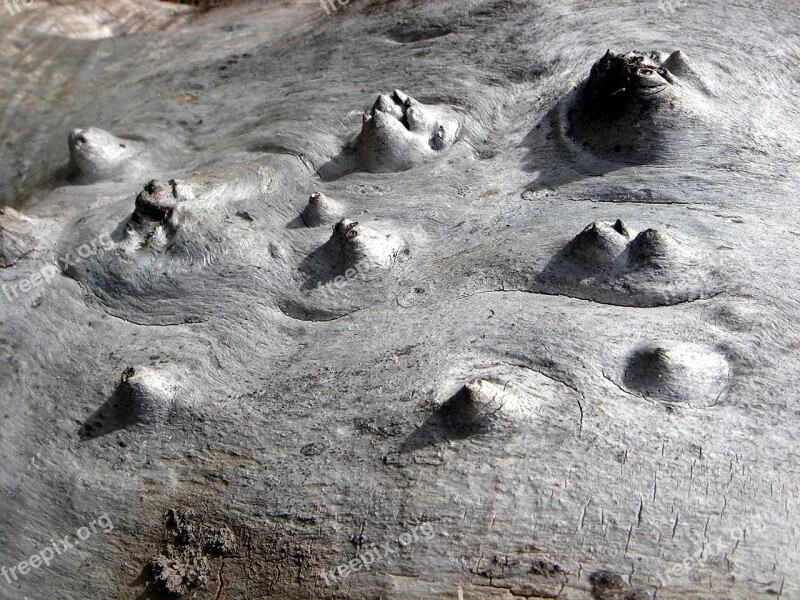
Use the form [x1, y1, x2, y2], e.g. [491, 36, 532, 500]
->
[0, 0, 798, 598]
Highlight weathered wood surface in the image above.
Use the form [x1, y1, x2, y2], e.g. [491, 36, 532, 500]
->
[0, 0, 798, 598]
